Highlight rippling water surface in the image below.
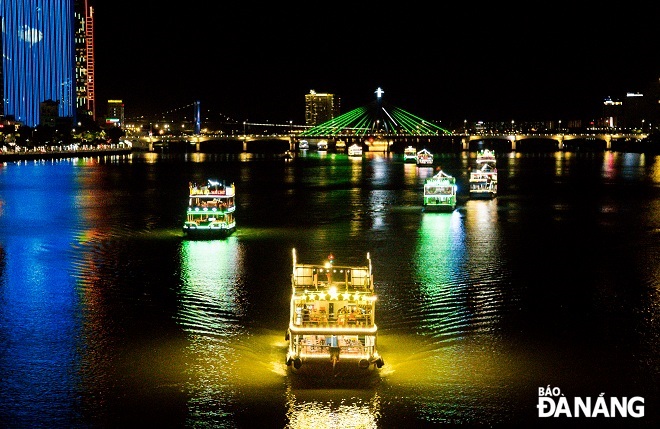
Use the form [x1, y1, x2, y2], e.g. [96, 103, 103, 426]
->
[0, 151, 659, 428]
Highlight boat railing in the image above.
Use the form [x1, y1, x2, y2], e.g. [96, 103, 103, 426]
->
[189, 198, 235, 210]
[298, 343, 375, 357]
[295, 315, 373, 328]
[291, 264, 372, 292]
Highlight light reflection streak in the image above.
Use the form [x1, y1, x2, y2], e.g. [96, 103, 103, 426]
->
[414, 211, 467, 337]
[366, 158, 391, 230]
[178, 238, 246, 425]
[0, 162, 82, 426]
[285, 386, 380, 429]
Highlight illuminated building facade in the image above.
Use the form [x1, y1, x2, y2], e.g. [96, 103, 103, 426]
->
[74, 0, 95, 122]
[305, 90, 339, 126]
[106, 99, 124, 127]
[1, 0, 76, 127]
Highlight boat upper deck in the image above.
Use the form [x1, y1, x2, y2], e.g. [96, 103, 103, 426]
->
[291, 263, 373, 295]
[188, 179, 235, 198]
[290, 251, 376, 332]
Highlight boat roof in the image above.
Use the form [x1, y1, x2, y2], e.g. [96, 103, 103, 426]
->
[425, 171, 456, 186]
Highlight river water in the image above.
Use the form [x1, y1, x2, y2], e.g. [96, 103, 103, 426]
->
[0, 150, 659, 428]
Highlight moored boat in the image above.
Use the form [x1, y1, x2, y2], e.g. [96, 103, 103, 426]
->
[423, 170, 457, 212]
[403, 145, 417, 162]
[285, 249, 385, 373]
[183, 179, 236, 238]
[416, 148, 433, 166]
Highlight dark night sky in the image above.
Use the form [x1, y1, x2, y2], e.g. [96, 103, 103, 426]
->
[92, 3, 659, 126]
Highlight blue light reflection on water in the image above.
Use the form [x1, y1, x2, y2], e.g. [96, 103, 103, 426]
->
[0, 161, 84, 427]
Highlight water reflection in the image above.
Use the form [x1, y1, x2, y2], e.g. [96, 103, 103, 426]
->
[0, 162, 83, 427]
[285, 385, 381, 429]
[178, 237, 247, 426]
[414, 211, 467, 340]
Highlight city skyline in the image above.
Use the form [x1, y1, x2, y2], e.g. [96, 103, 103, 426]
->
[91, 4, 659, 125]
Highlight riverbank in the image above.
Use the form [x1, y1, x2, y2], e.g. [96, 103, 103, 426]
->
[0, 147, 133, 162]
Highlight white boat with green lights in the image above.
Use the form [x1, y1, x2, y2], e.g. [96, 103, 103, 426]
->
[183, 179, 236, 238]
[476, 148, 496, 166]
[403, 145, 417, 162]
[423, 170, 457, 212]
[285, 249, 384, 373]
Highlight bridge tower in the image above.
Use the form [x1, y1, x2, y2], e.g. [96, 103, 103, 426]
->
[194, 100, 201, 135]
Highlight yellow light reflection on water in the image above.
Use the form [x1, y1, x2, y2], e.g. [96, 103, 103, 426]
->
[285, 386, 380, 429]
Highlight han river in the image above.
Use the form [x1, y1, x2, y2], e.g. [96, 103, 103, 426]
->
[0, 149, 659, 428]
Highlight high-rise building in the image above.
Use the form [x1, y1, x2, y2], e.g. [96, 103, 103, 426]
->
[602, 97, 623, 128]
[305, 90, 339, 126]
[74, 0, 96, 122]
[106, 100, 124, 128]
[1, 0, 77, 127]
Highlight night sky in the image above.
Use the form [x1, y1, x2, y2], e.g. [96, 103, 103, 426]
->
[92, 3, 659, 126]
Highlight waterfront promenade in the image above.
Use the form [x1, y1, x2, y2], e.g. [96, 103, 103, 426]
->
[0, 145, 132, 162]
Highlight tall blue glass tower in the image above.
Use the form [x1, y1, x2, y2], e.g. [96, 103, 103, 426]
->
[1, 0, 76, 127]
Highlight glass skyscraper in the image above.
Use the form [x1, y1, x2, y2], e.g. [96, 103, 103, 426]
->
[1, 0, 76, 127]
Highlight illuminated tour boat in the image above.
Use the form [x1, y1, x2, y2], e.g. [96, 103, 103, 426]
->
[347, 143, 363, 157]
[470, 149, 497, 199]
[183, 179, 236, 238]
[403, 145, 417, 162]
[416, 148, 434, 166]
[285, 249, 385, 372]
[476, 148, 496, 166]
[423, 169, 457, 212]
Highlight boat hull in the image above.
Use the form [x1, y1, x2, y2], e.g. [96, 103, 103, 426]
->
[183, 223, 236, 238]
[423, 203, 456, 212]
[470, 190, 496, 199]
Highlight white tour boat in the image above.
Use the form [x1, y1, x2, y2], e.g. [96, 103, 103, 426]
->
[416, 148, 433, 166]
[285, 249, 384, 373]
[183, 179, 236, 238]
[476, 148, 496, 167]
[470, 149, 497, 199]
[347, 143, 363, 157]
[403, 145, 417, 162]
